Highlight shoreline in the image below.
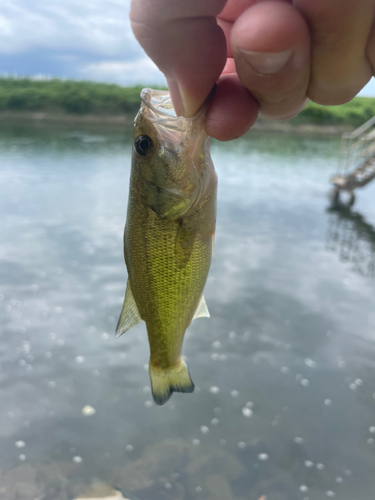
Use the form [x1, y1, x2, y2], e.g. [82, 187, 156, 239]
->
[252, 119, 352, 135]
[0, 111, 353, 135]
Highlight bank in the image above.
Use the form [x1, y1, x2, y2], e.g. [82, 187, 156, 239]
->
[0, 77, 373, 135]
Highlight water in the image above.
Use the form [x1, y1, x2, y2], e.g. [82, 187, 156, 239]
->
[1, 123, 375, 500]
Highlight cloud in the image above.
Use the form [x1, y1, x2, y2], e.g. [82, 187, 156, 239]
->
[0, 49, 166, 85]
[79, 58, 166, 86]
[0, 0, 133, 56]
[0, 0, 166, 85]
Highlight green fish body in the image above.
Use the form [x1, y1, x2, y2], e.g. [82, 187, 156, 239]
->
[116, 89, 217, 405]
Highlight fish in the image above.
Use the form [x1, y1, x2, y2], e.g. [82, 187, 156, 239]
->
[115, 89, 217, 406]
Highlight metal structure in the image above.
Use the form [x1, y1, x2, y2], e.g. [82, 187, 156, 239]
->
[331, 116, 375, 204]
[326, 204, 375, 277]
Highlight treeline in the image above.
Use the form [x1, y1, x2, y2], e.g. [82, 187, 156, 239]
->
[295, 97, 375, 127]
[0, 78, 148, 115]
[1, 77, 375, 127]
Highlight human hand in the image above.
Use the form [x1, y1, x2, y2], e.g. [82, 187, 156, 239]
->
[130, 0, 375, 141]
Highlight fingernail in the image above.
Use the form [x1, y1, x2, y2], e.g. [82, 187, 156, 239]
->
[239, 49, 292, 75]
[166, 78, 184, 116]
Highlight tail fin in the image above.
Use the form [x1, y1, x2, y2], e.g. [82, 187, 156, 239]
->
[149, 358, 194, 406]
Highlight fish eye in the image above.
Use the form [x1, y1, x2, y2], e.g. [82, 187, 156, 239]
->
[135, 135, 154, 157]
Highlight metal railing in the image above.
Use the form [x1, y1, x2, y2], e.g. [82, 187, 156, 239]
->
[337, 116, 375, 173]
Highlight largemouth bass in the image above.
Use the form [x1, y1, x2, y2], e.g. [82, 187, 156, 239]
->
[116, 89, 217, 405]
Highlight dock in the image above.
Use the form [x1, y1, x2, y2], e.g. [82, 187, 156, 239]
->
[331, 116, 375, 204]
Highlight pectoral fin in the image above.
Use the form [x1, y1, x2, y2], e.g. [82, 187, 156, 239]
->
[175, 222, 196, 270]
[115, 280, 142, 337]
[193, 294, 210, 320]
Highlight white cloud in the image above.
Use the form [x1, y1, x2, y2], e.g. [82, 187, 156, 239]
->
[79, 57, 166, 86]
[0, 0, 136, 57]
[0, 0, 167, 84]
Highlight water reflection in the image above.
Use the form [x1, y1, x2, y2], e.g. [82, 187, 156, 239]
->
[1, 125, 375, 500]
[326, 203, 375, 277]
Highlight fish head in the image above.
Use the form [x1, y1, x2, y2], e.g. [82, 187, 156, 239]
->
[132, 88, 212, 220]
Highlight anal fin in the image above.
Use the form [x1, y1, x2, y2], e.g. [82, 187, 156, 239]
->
[193, 294, 210, 320]
[115, 280, 142, 337]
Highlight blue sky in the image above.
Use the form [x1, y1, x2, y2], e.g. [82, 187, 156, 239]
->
[0, 0, 374, 96]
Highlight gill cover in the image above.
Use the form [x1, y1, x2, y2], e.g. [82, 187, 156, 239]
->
[132, 89, 211, 220]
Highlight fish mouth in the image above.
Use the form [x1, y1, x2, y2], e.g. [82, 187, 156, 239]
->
[141, 89, 176, 117]
[140, 88, 205, 133]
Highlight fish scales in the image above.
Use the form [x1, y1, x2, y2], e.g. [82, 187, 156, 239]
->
[116, 88, 217, 405]
[126, 189, 213, 364]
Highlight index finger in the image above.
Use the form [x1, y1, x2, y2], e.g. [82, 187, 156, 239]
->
[130, 0, 227, 117]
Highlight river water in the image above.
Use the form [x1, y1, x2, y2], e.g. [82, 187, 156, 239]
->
[1, 123, 375, 500]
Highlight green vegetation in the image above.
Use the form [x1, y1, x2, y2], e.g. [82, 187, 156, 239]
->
[294, 98, 375, 127]
[0, 77, 374, 127]
[0, 77, 164, 115]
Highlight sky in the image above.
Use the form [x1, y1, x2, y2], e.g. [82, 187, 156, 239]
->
[0, 0, 374, 96]
[0, 0, 166, 86]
